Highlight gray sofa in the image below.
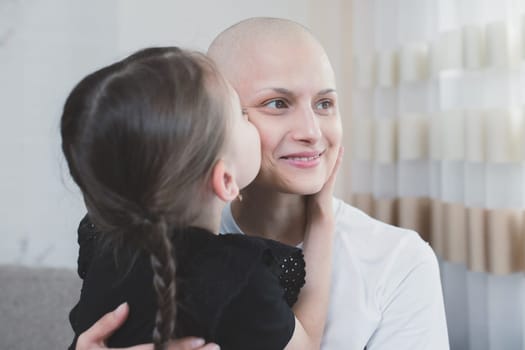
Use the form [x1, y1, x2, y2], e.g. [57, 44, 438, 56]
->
[0, 264, 81, 350]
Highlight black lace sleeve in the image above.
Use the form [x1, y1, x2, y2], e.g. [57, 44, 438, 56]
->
[77, 215, 98, 279]
[276, 249, 305, 306]
[253, 238, 306, 307]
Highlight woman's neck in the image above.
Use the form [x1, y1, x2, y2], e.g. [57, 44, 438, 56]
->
[231, 185, 306, 246]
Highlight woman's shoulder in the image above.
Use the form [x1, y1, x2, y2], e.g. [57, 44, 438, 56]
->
[333, 198, 427, 254]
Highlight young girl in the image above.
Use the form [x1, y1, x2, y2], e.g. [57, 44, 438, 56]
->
[62, 47, 340, 350]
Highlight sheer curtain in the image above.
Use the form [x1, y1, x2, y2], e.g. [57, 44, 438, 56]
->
[350, 0, 525, 349]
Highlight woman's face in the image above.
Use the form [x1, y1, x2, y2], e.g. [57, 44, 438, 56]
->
[232, 37, 343, 195]
[224, 84, 262, 190]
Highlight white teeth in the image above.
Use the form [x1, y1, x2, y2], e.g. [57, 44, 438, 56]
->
[288, 155, 319, 161]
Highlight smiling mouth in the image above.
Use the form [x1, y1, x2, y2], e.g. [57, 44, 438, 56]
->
[281, 151, 324, 161]
[283, 154, 320, 161]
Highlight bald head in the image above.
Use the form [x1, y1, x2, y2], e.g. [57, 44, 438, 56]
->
[208, 17, 314, 56]
[207, 17, 331, 86]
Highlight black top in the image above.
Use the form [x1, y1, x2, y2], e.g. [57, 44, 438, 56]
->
[69, 216, 305, 350]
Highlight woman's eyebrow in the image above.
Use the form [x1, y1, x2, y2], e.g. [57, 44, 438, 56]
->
[254, 87, 336, 98]
[316, 88, 337, 96]
[266, 87, 294, 97]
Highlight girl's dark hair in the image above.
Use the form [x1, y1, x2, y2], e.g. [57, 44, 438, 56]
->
[61, 47, 229, 349]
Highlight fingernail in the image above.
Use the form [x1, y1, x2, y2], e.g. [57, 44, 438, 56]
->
[115, 302, 128, 317]
[211, 345, 220, 350]
[191, 338, 205, 347]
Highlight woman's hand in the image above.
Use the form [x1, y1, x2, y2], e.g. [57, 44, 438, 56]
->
[76, 303, 219, 350]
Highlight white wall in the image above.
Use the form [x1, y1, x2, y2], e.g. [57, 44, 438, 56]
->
[1, 0, 347, 268]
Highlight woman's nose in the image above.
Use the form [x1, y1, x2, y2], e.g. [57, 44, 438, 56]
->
[290, 106, 322, 143]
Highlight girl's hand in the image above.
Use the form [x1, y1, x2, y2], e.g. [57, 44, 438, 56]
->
[306, 146, 344, 225]
[288, 146, 343, 349]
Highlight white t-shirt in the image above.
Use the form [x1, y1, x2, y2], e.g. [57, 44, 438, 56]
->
[220, 197, 449, 350]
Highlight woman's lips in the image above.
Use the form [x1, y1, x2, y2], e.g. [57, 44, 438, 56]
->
[280, 151, 324, 168]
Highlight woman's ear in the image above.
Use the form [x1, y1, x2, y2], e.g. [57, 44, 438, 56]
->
[211, 159, 239, 202]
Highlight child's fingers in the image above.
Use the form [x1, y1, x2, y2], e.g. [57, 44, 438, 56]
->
[328, 146, 344, 184]
[320, 146, 344, 195]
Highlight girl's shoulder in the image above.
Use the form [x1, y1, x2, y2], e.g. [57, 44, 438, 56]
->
[219, 234, 306, 306]
[179, 230, 305, 308]
[181, 232, 304, 348]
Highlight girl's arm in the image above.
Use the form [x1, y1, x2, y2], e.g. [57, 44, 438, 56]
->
[285, 147, 343, 350]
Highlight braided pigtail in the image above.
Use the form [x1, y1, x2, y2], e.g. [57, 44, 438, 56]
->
[145, 217, 176, 350]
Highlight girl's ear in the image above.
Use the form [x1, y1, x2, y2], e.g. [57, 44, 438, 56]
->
[211, 159, 239, 202]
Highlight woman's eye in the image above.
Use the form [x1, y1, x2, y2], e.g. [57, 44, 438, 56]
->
[264, 99, 288, 109]
[316, 100, 333, 110]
